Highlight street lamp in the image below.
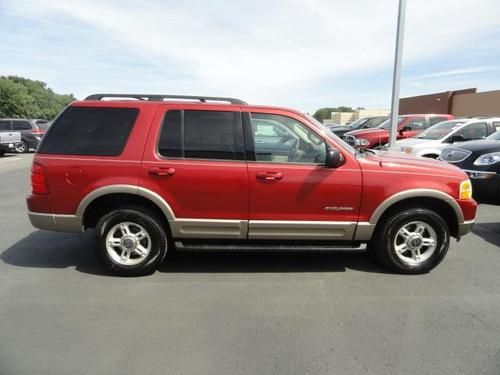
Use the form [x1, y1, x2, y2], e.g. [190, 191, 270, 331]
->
[388, 0, 407, 149]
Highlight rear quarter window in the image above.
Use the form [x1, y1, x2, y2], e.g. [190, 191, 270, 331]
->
[39, 107, 139, 156]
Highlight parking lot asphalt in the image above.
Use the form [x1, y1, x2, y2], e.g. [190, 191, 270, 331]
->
[0, 153, 499, 375]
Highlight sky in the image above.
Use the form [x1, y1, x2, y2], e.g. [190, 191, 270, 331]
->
[1, 0, 500, 113]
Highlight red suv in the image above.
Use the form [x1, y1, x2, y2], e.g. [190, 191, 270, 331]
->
[27, 94, 476, 276]
[344, 114, 454, 149]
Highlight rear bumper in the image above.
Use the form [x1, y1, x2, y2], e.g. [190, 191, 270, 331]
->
[28, 211, 82, 233]
[0, 142, 21, 151]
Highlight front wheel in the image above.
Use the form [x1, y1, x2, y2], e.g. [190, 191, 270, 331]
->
[15, 141, 29, 153]
[94, 206, 168, 276]
[372, 207, 450, 274]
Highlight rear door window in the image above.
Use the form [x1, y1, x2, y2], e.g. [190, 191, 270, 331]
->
[458, 122, 488, 141]
[13, 120, 32, 130]
[158, 110, 244, 161]
[0, 120, 11, 131]
[39, 107, 139, 156]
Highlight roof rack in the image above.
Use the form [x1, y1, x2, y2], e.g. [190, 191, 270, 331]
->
[84, 94, 247, 105]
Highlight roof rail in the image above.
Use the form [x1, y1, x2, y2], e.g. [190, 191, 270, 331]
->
[84, 94, 247, 105]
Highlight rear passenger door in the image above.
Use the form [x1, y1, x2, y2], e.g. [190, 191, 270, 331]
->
[140, 106, 248, 239]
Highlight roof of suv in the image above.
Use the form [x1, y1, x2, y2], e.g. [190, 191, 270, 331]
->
[77, 93, 309, 118]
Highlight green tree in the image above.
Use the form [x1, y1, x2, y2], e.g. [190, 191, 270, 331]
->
[0, 76, 76, 119]
[312, 106, 355, 122]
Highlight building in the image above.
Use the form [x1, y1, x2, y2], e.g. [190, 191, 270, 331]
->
[323, 88, 500, 125]
[323, 108, 390, 126]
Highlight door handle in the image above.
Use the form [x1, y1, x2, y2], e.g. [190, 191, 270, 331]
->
[256, 171, 283, 180]
[148, 167, 175, 176]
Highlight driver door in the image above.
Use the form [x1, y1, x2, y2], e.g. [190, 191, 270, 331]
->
[244, 111, 362, 240]
[399, 116, 426, 139]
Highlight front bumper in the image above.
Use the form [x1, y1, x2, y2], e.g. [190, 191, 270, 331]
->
[457, 219, 475, 236]
[464, 170, 500, 200]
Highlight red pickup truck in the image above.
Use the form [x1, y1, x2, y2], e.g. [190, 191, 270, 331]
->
[26, 95, 475, 276]
[344, 114, 454, 149]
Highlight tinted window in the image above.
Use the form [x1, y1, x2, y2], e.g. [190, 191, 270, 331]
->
[416, 120, 466, 140]
[39, 107, 138, 156]
[407, 117, 426, 130]
[158, 111, 182, 157]
[0, 121, 10, 131]
[250, 113, 327, 164]
[38, 122, 51, 131]
[158, 110, 244, 160]
[429, 116, 449, 126]
[364, 116, 388, 128]
[457, 122, 488, 140]
[13, 121, 32, 130]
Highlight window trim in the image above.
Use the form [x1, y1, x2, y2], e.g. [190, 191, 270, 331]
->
[156, 109, 246, 162]
[245, 112, 329, 166]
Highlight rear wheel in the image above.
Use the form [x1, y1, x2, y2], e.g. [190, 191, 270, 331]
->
[94, 206, 168, 276]
[0, 150, 5, 157]
[372, 207, 450, 274]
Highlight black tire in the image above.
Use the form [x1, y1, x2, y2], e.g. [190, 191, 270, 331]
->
[372, 207, 450, 274]
[16, 141, 29, 153]
[94, 205, 168, 276]
[0, 150, 5, 157]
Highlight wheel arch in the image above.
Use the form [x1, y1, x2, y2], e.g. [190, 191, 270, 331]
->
[369, 189, 463, 237]
[79, 185, 175, 230]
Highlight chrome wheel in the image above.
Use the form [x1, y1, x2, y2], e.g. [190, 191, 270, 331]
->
[105, 222, 152, 266]
[393, 221, 437, 266]
[15, 142, 27, 153]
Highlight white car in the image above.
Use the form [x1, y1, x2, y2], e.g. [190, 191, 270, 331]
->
[395, 118, 500, 158]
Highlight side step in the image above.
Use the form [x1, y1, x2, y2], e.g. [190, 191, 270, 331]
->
[174, 240, 367, 252]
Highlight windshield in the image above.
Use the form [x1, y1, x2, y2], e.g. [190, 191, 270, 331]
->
[416, 120, 466, 140]
[348, 117, 369, 130]
[486, 131, 500, 140]
[378, 117, 406, 130]
[306, 115, 356, 155]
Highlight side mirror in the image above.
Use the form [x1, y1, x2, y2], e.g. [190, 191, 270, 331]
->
[449, 134, 465, 143]
[400, 125, 412, 132]
[325, 148, 344, 168]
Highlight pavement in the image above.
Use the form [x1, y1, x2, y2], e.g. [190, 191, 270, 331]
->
[0, 153, 499, 375]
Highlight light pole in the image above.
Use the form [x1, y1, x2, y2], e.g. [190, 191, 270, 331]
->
[388, 0, 407, 149]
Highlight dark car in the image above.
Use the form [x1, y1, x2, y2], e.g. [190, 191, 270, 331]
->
[0, 118, 51, 153]
[439, 127, 500, 201]
[328, 116, 388, 138]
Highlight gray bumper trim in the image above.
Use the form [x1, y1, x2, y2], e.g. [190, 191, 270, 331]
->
[28, 212, 82, 233]
[458, 220, 475, 237]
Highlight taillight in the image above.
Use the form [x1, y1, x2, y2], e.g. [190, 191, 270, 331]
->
[31, 162, 49, 194]
[32, 129, 45, 135]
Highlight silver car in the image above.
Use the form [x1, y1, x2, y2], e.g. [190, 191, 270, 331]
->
[395, 118, 500, 158]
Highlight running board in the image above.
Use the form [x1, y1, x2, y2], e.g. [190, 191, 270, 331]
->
[174, 241, 367, 252]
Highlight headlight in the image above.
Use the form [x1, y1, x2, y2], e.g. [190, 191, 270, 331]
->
[355, 138, 369, 146]
[459, 179, 473, 200]
[473, 152, 500, 166]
